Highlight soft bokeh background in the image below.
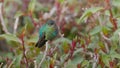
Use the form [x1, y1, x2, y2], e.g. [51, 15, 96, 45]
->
[0, 0, 120, 68]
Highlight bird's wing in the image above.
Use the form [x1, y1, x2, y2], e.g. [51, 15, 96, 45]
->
[35, 33, 47, 48]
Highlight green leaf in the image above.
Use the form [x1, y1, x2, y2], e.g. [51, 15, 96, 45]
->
[90, 26, 102, 36]
[53, 37, 71, 45]
[58, 0, 64, 3]
[41, 60, 49, 68]
[0, 34, 21, 43]
[101, 54, 110, 67]
[81, 60, 89, 67]
[28, 0, 36, 12]
[72, 54, 83, 65]
[13, 54, 22, 68]
[110, 28, 120, 42]
[104, 10, 110, 16]
[66, 60, 77, 68]
[102, 26, 111, 35]
[27, 35, 38, 43]
[73, 48, 83, 56]
[112, 0, 120, 7]
[14, 11, 23, 18]
[2, 52, 14, 59]
[77, 7, 103, 23]
[35, 53, 43, 63]
[36, 53, 49, 68]
[61, 41, 70, 53]
[111, 53, 120, 59]
[110, 50, 120, 59]
[36, 2, 49, 12]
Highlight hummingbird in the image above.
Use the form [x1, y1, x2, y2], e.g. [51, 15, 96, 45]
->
[35, 20, 58, 48]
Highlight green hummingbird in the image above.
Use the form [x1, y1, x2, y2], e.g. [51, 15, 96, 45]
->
[35, 20, 58, 48]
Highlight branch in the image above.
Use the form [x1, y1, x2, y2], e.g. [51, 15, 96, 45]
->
[38, 41, 49, 68]
[14, 17, 19, 34]
[0, 3, 9, 34]
[21, 37, 28, 68]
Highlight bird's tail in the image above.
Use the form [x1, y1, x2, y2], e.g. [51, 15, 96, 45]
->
[35, 38, 47, 48]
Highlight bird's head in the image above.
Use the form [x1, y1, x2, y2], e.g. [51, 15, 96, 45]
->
[46, 20, 56, 26]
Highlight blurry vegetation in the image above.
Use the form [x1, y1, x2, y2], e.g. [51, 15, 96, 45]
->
[0, 0, 120, 68]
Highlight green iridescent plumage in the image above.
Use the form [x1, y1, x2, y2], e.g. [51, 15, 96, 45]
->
[35, 20, 58, 48]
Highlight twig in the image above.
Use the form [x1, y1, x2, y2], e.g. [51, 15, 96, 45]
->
[21, 37, 28, 68]
[50, 44, 59, 55]
[38, 41, 49, 68]
[14, 17, 19, 34]
[0, 3, 9, 34]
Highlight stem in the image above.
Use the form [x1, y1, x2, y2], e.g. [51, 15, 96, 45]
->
[38, 41, 49, 68]
[21, 37, 28, 68]
[0, 3, 9, 34]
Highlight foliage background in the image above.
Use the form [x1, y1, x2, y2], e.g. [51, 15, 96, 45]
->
[0, 0, 120, 68]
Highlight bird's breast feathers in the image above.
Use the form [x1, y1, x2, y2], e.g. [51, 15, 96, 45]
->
[39, 25, 58, 40]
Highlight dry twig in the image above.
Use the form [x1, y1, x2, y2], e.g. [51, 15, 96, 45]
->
[14, 17, 19, 34]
